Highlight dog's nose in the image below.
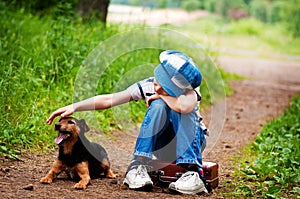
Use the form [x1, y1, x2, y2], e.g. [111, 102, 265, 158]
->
[55, 123, 61, 130]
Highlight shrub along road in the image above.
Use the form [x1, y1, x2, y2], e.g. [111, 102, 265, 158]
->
[1, 55, 300, 198]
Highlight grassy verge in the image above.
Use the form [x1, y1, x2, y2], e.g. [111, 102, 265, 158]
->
[225, 95, 300, 198]
[0, 8, 119, 159]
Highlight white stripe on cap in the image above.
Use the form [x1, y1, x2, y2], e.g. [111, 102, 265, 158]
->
[160, 53, 186, 70]
[171, 76, 193, 90]
[188, 58, 197, 67]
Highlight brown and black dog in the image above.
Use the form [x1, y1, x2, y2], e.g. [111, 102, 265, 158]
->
[40, 117, 116, 189]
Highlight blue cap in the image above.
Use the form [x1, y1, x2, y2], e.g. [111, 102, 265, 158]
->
[154, 50, 202, 97]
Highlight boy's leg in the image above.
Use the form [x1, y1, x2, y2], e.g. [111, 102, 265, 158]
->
[168, 110, 208, 194]
[152, 123, 177, 162]
[133, 99, 171, 160]
[170, 110, 205, 167]
[124, 99, 171, 190]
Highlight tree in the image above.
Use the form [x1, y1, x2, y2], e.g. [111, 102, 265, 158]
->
[181, 0, 201, 12]
[215, 0, 246, 17]
[249, 0, 268, 22]
[280, 0, 300, 37]
[77, 0, 110, 23]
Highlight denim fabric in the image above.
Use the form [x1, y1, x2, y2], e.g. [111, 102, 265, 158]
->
[133, 99, 206, 168]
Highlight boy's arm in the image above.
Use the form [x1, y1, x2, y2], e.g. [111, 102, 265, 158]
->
[93, 90, 133, 110]
[159, 90, 198, 114]
[46, 90, 132, 124]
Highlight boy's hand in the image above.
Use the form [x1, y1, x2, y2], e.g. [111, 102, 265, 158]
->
[46, 105, 75, 125]
[146, 94, 161, 108]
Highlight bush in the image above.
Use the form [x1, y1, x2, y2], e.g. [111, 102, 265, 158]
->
[280, 0, 300, 38]
[249, 0, 268, 22]
[251, 95, 300, 197]
[214, 0, 246, 17]
[267, 1, 284, 23]
[3, 0, 77, 14]
[181, 0, 201, 12]
[203, 0, 217, 13]
[226, 18, 264, 36]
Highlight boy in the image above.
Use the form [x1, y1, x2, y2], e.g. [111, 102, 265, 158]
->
[47, 50, 208, 194]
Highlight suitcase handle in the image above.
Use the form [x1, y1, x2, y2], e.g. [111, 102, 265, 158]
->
[153, 170, 184, 184]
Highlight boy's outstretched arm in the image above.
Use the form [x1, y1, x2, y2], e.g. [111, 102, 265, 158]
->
[46, 90, 132, 125]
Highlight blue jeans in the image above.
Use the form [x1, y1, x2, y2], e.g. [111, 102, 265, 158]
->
[133, 99, 206, 168]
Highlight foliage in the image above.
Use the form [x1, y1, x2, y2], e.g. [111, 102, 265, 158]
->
[243, 0, 251, 5]
[200, 0, 300, 38]
[0, 6, 120, 160]
[214, 0, 246, 17]
[201, 0, 248, 16]
[252, 94, 300, 197]
[181, 0, 201, 12]
[267, 1, 284, 23]
[3, 0, 111, 23]
[226, 18, 264, 36]
[279, 0, 300, 38]
[175, 15, 300, 56]
[13, 0, 300, 38]
[248, 0, 268, 22]
[225, 95, 300, 198]
[2, 0, 78, 14]
[203, 0, 217, 13]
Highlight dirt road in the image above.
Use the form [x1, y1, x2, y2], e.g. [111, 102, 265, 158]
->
[107, 4, 209, 26]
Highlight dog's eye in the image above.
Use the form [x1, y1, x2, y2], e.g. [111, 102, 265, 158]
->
[68, 120, 75, 124]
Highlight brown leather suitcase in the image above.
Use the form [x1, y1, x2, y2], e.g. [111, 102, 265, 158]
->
[202, 161, 219, 189]
[149, 160, 218, 191]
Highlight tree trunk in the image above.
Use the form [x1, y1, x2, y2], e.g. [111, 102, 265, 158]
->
[77, 0, 110, 23]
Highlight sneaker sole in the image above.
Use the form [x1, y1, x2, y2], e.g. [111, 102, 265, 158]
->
[169, 185, 208, 195]
[123, 179, 153, 191]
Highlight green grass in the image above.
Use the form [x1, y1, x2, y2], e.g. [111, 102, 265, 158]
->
[225, 95, 300, 198]
[0, 8, 120, 159]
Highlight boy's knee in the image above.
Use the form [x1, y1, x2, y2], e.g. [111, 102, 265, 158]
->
[149, 99, 168, 110]
[148, 99, 169, 120]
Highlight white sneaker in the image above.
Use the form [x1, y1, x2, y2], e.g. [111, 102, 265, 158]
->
[169, 171, 208, 195]
[123, 165, 153, 190]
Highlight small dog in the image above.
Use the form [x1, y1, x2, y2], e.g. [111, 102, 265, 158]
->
[40, 117, 116, 189]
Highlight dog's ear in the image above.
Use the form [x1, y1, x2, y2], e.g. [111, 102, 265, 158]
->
[78, 119, 90, 133]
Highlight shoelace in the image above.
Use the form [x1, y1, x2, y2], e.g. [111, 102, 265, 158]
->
[135, 165, 149, 178]
[178, 171, 199, 182]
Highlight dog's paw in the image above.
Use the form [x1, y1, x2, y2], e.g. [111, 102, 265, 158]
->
[107, 173, 116, 179]
[74, 182, 86, 190]
[106, 169, 117, 179]
[40, 177, 53, 184]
